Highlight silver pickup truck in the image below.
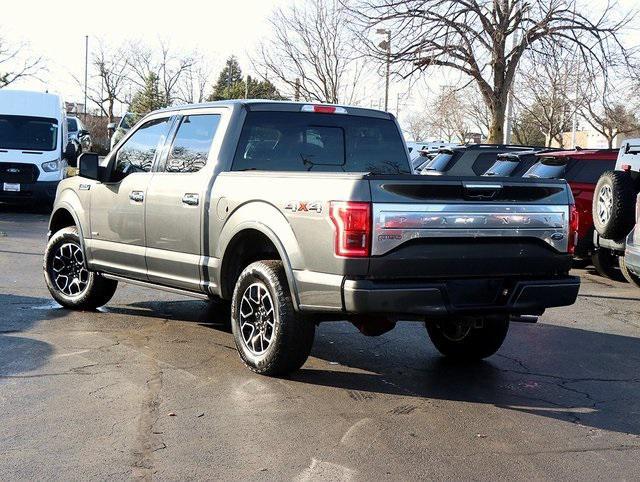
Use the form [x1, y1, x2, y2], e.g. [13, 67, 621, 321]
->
[44, 101, 580, 375]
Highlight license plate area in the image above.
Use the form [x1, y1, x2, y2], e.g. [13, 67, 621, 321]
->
[445, 279, 503, 307]
[3, 183, 20, 192]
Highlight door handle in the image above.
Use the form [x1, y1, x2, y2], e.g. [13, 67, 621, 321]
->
[182, 193, 199, 206]
[129, 191, 144, 203]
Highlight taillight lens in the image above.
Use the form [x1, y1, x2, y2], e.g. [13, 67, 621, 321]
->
[329, 201, 371, 257]
[568, 204, 579, 255]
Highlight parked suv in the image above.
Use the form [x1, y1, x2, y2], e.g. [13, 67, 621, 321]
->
[418, 144, 538, 176]
[592, 139, 640, 285]
[523, 149, 617, 266]
[45, 101, 579, 376]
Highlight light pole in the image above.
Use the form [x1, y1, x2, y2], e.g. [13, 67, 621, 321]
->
[376, 29, 391, 112]
[84, 35, 88, 117]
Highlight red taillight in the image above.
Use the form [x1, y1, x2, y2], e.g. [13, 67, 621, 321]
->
[568, 204, 579, 255]
[329, 201, 371, 257]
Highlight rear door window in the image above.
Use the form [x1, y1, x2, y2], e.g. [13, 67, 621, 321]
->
[233, 111, 409, 174]
[163, 114, 221, 173]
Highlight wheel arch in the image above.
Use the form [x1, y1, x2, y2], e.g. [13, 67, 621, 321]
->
[48, 194, 89, 265]
[218, 223, 300, 309]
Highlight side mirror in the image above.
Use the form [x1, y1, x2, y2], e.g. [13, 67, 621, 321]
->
[77, 129, 90, 138]
[107, 122, 116, 134]
[63, 140, 80, 167]
[78, 152, 107, 182]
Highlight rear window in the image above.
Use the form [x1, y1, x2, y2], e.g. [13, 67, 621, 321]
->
[232, 111, 410, 174]
[420, 151, 458, 173]
[567, 160, 616, 183]
[484, 159, 519, 177]
[524, 157, 567, 179]
[67, 118, 78, 132]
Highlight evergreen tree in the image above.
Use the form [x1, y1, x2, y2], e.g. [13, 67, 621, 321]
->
[129, 73, 167, 116]
[208, 56, 244, 101]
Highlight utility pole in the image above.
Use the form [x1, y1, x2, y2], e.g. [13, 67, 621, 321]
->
[84, 35, 88, 117]
[376, 29, 391, 111]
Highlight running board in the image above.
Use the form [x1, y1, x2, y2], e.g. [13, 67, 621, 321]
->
[101, 273, 210, 300]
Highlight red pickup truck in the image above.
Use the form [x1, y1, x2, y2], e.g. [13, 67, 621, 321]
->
[525, 149, 617, 270]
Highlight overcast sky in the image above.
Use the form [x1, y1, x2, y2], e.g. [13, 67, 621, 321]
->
[2, 0, 638, 120]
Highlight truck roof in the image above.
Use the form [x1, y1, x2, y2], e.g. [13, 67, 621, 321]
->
[0, 89, 64, 119]
[535, 148, 618, 160]
[156, 99, 393, 120]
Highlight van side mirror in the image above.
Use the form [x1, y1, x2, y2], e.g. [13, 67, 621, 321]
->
[63, 140, 80, 167]
[78, 152, 107, 182]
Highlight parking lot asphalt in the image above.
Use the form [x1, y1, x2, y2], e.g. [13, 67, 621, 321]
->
[1, 206, 640, 481]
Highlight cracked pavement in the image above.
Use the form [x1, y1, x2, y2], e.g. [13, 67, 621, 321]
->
[1, 207, 640, 480]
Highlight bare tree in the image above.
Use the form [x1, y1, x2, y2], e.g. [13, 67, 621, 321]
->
[255, 0, 362, 103]
[84, 41, 130, 123]
[351, 0, 633, 143]
[514, 48, 583, 147]
[428, 87, 471, 142]
[581, 74, 640, 148]
[175, 57, 211, 105]
[128, 40, 196, 106]
[404, 111, 431, 140]
[0, 35, 44, 88]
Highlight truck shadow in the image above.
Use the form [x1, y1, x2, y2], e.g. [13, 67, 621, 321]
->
[0, 294, 63, 376]
[72, 298, 640, 437]
[293, 320, 640, 437]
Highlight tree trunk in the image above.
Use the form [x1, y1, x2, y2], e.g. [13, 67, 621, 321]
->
[487, 107, 505, 144]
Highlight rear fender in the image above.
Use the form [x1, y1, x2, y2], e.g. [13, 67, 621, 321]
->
[215, 201, 302, 307]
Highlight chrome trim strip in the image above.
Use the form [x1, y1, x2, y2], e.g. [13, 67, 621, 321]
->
[372, 203, 569, 255]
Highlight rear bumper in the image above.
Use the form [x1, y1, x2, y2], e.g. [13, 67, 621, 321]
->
[0, 181, 58, 203]
[343, 276, 580, 316]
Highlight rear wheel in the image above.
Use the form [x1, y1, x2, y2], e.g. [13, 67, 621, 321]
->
[43, 226, 118, 309]
[231, 260, 315, 376]
[591, 249, 624, 281]
[619, 256, 640, 288]
[425, 315, 509, 360]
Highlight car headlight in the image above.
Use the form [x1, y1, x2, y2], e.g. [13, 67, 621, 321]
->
[41, 160, 60, 172]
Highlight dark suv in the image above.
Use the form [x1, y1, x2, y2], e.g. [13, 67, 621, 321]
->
[418, 144, 539, 176]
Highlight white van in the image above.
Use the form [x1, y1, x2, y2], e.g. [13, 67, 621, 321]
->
[0, 90, 78, 205]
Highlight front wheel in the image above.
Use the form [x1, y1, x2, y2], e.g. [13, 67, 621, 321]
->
[231, 260, 315, 376]
[425, 315, 509, 360]
[43, 226, 118, 310]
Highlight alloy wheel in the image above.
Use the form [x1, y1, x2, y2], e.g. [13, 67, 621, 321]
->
[597, 184, 613, 225]
[50, 242, 89, 296]
[239, 282, 275, 355]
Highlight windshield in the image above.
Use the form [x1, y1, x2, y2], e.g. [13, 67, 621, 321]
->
[67, 117, 78, 132]
[233, 111, 410, 174]
[0, 115, 59, 151]
[421, 151, 456, 172]
[524, 158, 567, 179]
[484, 159, 519, 176]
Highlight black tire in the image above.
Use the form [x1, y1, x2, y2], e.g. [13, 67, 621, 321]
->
[591, 249, 624, 281]
[592, 171, 636, 239]
[619, 256, 640, 288]
[43, 226, 118, 310]
[425, 315, 509, 360]
[230, 260, 315, 376]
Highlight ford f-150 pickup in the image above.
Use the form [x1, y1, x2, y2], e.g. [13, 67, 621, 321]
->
[44, 100, 580, 375]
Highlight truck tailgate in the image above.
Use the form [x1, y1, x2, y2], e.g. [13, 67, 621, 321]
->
[367, 176, 573, 279]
